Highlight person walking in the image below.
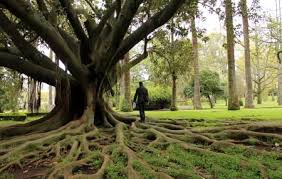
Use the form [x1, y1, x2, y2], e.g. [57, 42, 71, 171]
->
[133, 82, 149, 122]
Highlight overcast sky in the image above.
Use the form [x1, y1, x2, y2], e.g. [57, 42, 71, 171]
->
[201, 0, 279, 33]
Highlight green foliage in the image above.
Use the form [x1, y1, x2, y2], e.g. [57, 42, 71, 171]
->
[105, 147, 127, 179]
[0, 172, 14, 179]
[146, 85, 171, 110]
[148, 30, 193, 83]
[184, 70, 224, 99]
[0, 68, 23, 112]
[132, 160, 157, 179]
[239, 99, 244, 106]
[0, 114, 26, 121]
[170, 106, 178, 111]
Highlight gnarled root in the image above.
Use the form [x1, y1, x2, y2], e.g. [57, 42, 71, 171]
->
[1, 113, 282, 178]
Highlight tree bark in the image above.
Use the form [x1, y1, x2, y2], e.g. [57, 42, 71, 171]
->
[191, 15, 202, 110]
[123, 53, 133, 112]
[48, 50, 54, 110]
[48, 84, 54, 110]
[171, 72, 177, 111]
[257, 83, 262, 104]
[35, 82, 42, 113]
[278, 63, 282, 105]
[119, 53, 133, 112]
[225, 0, 240, 110]
[241, 0, 254, 108]
[207, 95, 215, 108]
[28, 79, 37, 113]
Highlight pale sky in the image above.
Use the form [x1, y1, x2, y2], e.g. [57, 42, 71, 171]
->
[202, 0, 279, 33]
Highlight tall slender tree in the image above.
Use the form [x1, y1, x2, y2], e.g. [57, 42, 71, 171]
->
[225, 0, 240, 110]
[191, 15, 202, 109]
[240, 0, 254, 108]
[275, 0, 282, 105]
[48, 49, 54, 110]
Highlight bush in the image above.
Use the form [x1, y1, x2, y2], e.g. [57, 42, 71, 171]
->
[0, 113, 26, 121]
[143, 85, 171, 110]
[239, 99, 244, 106]
[170, 106, 178, 111]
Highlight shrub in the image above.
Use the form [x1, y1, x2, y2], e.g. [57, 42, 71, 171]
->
[0, 113, 26, 121]
[145, 85, 171, 110]
[239, 99, 244, 106]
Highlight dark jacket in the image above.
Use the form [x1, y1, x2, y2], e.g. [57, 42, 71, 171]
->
[134, 86, 149, 104]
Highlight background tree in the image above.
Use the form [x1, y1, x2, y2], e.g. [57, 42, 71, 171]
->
[190, 14, 202, 110]
[150, 30, 193, 111]
[251, 33, 278, 104]
[0, 68, 23, 112]
[240, 0, 254, 108]
[184, 70, 224, 108]
[225, 0, 240, 110]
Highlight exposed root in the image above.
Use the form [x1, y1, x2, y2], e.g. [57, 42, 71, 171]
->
[1, 113, 282, 178]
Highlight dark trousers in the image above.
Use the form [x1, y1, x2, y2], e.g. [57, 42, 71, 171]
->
[138, 102, 146, 122]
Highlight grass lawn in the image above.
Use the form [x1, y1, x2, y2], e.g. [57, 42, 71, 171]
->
[122, 100, 282, 121]
[0, 115, 44, 127]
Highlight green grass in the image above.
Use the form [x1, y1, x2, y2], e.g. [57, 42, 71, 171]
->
[122, 100, 282, 121]
[0, 114, 44, 127]
[138, 144, 282, 179]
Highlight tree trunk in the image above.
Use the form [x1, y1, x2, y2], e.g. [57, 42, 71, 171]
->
[115, 82, 120, 109]
[225, 0, 240, 110]
[35, 82, 42, 113]
[171, 72, 177, 111]
[121, 53, 133, 112]
[28, 78, 37, 113]
[241, 0, 254, 108]
[207, 95, 215, 108]
[257, 83, 262, 104]
[272, 91, 275, 102]
[278, 64, 282, 105]
[191, 15, 202, 110]
[48, 49, 54, 110]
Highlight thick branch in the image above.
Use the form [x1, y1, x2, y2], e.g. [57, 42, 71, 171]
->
[113, 0, 188, 64]
[121, 52, 148, 72]
[58, 28, 80, 56]
[121, 39, 150, 72]
[0, 11, 60, 73]
[84, 0, 102, 18]
[36, 0, 49, 20]
[109, 0, 144, 53]
[1, 0, 87, 81]
[0, 52, 57, 86]
[59, 0, 88, 41]
[94, 1, 118, 37]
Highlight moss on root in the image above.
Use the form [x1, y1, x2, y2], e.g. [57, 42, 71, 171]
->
[0, 116, 282, 179]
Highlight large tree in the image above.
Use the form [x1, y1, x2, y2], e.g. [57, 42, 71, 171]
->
[191, 14, 202, 110]
[0, 0, 191, 134]
[149, 31, 193, 111]
[240, 0, 254, 108]
[224, 0, 240, 110]
[0, 0, 198, 177]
